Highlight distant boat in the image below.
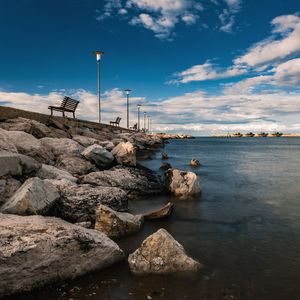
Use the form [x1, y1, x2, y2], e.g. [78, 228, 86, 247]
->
[245, 132, 255, 137]
[233, 132, 243, 137]
[257, 132, 268, 137]
[271, 132, 283, 137]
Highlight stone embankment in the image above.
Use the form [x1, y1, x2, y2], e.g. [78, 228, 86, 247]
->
[0, 108, 201, 297]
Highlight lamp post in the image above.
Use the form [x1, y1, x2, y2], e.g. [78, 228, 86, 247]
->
[147, 116, 150, 133]
[137, 104, 141, 131]
[143, 111, 147, 132]
[93, 51, 104, 123]
[124, 89, 131, 129]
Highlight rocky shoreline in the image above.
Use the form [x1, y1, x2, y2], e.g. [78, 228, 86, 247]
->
[0, 116, 201, 297]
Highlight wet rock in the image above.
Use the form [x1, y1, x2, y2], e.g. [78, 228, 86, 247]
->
[160, 162, 172, 171]
[72, 135, 99, 147]
[1, 177, 60, 215]
[111, 142, 136, 166]
[81, 165, 163, 198]
[56, 155, 95, 176]
[0, 177, 21, 206]
[143, 202, 173, 220]
[6, 131, 54, 163]
[0, 128, 18, 153]
[190, 159, 201, 167]
[81, 144, 114, 169]
[0, 213, 124, 297]
[128, 228, 201, 274]
[36, 164, 78, 183]
[40, 138, 83, 158]
[161, 152, 169, 160]
[95, 204, 143, 238]
[53, 184, 128, 223]
[165, 168, 201, 199]
[0, 152, 41, 177]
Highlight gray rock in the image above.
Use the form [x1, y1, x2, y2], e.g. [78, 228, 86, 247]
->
[81, 144, 114, 169]
[36, 164, 77, 183]
[81, 166, 163, 198]
[0, 128, 18, 153]
[0, 152, 41, 177]
[165, 168, 201, 199]
[75, 221, 92, 229]
[111, 142, 136, 166]
[53, 184, 128, 223]
[95, 204, 143, 238]
[6, 131, 54, 163]
[56, 155, 95, 175]
[128, 228, 201, 274]
[1, 177, 60, 215]
[72, 135, 99, 147]
[98, 141, 115, 151]
[0, 177, 21, 206]
[0, 213, 124, 297]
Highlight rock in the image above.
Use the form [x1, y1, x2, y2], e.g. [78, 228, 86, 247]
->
[81, 144, 114, 169]
[75, 221, 92, 229]
[81, 165, 163, 198]
[6, 131, 54, 163]
[161, 152, 169, 160]
[95, 204, 143, 238]
[160, 162, 172, 171]
[128, 228, 201, 274]
[72, 135, 99, 147]
[190, 159, 201, 167]
[1, 177, 60, 216]
[43, 178, 77, 189]
[36, 164, 78, 183]
[56, 155, 95, 175]
[165, 168, 201, 199]
[52, 184, 128, 223]
[0, 129, 18, 153]
[0, 152, 41, 177]
[111, 142, 136, 166]
[0, 213, 124, 297]
[0, 177, 21, 206]
[98, 141, 115, 151]
[40, 137, 83, 157]
[143, 202, 173, 220]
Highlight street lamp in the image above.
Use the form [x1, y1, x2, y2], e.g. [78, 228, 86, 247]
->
[137, 104, 141, 131]
[93, 50, 104, 123]
[124, 89, 131, 129]
[147, 116, 150, 133]
[143, 111, 147, 132]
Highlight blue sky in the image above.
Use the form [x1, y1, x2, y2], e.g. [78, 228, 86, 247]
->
[0, 0, 300, 134]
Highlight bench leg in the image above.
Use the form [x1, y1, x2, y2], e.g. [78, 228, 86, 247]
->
[62, 111, 65, 117]
[50, 109, 53, 116]
[73, 112, 75, 118]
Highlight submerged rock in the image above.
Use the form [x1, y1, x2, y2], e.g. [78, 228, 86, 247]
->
[165, 168, 201, 199]
[53, 184, 128, 223]
[128, 228, 201, 274]
[143, 202, 173, 220]
[161, 152, 169, 160]
[81, 165, 163, 198]
[190, 159, 201, 167]
[111, 142, 136, 166]
[160, 162, 172, 171]
[1, 177, 60, 215]
[81, 144, 114, 169]
[0, 213, 124, 297]
[95, 204, 143, 238]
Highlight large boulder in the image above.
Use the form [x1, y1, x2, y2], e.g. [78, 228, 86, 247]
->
[56, 155, 95, 175]
[165, 168, 201, 199]
[40, 137, 83, 157]
[111, 142, 136, 166]
[0, 214, 124, 297]
[98, 141, 115, 151]
[1, 177, 60, 216]
[128, 229, 201, 274]
[81, 165, 163, 198]
[0, 128, 18, 153]
[36, 164, 78, 183]
[0, 152, 41, 177]
[95, 204, 143, 238]
[0, 177, 21, 206]
[81, 144, 114, 169]
[72, 135, 99, 147]
[6, 131, 54, 163]
[52, 184, 128, 223]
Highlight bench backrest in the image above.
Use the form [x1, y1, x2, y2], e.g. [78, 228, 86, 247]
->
[116, 117, 121, 124]
[60, 97, 79, 111]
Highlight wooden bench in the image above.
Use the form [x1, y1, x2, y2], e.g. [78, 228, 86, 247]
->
[110, 117, 121, 127]
[48, 96, 79, 118]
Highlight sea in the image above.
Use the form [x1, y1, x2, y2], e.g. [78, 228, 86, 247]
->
[10, 137, 300, 300]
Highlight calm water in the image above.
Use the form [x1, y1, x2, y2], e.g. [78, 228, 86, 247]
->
[8, 137, 300, 300]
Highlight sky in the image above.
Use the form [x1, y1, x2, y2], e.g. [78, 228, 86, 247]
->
[0, 0, 300, 135]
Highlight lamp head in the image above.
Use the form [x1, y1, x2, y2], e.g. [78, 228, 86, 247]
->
[94, 51, 104, 62]
[125, 89, 132, 95]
